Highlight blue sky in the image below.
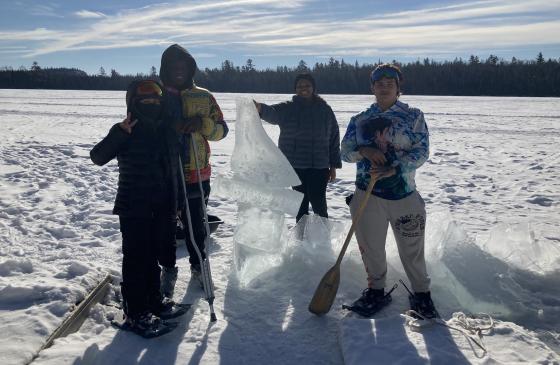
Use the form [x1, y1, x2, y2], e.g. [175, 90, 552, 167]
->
[0, 0, 559, 75]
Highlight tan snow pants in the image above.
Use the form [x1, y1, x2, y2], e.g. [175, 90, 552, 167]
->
[350, 188, 431, 293]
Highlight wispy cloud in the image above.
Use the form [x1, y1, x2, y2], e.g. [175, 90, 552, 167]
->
[23, 0, 305, 57]
[0, 46, 29, 55]
[1, 0, 559, 60]
[75, 10, 107, 19]
[0, 28, 62, 41]
[29, 4, 62, 18]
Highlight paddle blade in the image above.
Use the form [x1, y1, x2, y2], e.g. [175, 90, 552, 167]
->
[308, 265, 341, 315]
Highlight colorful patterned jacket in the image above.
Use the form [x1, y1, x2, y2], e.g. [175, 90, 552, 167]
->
[341, 100, 429, 199]
[159, 43, 228, 187]
[170, 85, 228, 185]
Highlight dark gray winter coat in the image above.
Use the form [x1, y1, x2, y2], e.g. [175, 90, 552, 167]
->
[260, 96, 342, 169]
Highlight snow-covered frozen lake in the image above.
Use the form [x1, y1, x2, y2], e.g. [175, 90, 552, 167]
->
[0, 90, 559, 364]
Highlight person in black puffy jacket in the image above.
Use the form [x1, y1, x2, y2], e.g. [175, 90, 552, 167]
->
[254, 73, 342, 222]
[90, 79, 183, 329]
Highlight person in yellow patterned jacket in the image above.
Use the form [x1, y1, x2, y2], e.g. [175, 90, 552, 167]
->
[158, 44, 228, 299]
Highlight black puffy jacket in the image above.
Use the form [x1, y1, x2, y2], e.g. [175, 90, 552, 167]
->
[90, 82, 182, 217]
[260, 96, 342, 169]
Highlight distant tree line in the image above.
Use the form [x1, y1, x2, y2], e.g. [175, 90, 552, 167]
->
[1, 54, 559, 96]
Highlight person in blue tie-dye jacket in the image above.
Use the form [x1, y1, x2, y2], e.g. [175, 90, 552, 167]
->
[340, 63, 438, 319]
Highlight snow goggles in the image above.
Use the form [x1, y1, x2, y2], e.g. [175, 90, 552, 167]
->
[371, 67, 400, 83]
[135, 80, 163, 97]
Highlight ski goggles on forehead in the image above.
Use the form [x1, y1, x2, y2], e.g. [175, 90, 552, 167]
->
[371, 68, 400, 83]
[135, 81, 163, 97]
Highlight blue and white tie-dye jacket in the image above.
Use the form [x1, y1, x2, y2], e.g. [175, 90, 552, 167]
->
[341, 100, 429, 200]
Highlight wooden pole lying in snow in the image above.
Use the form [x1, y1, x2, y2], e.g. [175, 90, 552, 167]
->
[27, 274, 112, 364]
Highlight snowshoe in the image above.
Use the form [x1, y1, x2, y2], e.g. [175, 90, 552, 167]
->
[343, 288, 392, 317]
[111, 312, 177, 338]
[408, 292, 439, 319]
[343, 285, 398, 317]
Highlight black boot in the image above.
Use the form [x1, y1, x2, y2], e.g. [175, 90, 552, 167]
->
[343, 288, 392, 317]
[409, 291, 439, 319]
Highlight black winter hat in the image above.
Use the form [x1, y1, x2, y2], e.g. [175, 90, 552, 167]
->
[294, 73, 316, 94]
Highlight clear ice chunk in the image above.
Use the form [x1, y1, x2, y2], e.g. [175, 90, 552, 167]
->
[231, 98, 301, 187]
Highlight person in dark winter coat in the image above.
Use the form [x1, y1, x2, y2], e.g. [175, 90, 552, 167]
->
[254, 73, 342, 222]
[158, 44, 229, 296]
[90, 79, 183, 334]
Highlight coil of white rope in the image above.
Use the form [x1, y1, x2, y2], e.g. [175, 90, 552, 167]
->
[401, 311, 495, 358]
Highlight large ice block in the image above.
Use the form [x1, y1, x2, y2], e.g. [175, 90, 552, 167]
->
[213, 97, 305, 287]
[233, 206, 288, 286]
[231, 98, 301, 187]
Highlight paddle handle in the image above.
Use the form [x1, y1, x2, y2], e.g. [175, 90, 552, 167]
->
[335, 177, 376, 266]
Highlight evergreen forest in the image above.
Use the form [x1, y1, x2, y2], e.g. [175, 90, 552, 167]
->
[1, 53, 558, 96]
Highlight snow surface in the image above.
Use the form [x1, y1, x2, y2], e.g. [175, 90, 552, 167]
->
[0, 90, 559, 364]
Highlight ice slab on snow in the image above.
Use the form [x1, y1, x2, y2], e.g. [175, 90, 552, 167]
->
[339, 315, 559, 365]
[286, 214, 347, 259]
[234, 214, 347, 288]
[381, 211, 560, 332]
[478, 222, 560, 274]
[233, 206, 287, 287]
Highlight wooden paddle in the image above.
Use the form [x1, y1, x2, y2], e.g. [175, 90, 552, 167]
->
[308, 177, 377, 315]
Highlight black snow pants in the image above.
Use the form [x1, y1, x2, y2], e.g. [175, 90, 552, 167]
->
[180, 180, 210, 268]
[119, 211, 175, 318]
[158, 180, 210, 269]
[293, 168, 330, 222]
